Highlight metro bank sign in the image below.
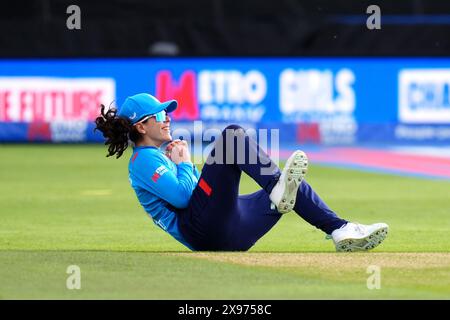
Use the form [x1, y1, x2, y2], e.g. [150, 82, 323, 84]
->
[155, 69, 267, 122]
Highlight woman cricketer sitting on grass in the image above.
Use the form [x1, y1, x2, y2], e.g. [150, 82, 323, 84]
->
[95, 93, 388, 252]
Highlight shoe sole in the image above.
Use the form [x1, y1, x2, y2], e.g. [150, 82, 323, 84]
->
[335, 226, 389, 252]
[277, 151, 308, 214]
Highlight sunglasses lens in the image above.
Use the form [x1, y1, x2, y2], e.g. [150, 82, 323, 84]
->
[154, 110, 167, 122]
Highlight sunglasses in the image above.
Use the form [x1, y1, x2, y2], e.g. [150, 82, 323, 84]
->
[134, 109, 167, 125]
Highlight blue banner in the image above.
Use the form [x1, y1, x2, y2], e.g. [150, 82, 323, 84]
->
[0, 58, 449, 144]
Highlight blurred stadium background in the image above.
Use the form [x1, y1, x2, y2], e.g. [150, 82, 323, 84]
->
[1, 0, 450, 177]
[1, 0, 450, 299]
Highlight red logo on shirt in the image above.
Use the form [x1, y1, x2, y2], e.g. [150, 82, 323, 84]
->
[151, 165, 168, 183]
[151, 172, 161, 182]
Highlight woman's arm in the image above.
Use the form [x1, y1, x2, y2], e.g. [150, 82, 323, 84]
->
[132, 151, 198, 209]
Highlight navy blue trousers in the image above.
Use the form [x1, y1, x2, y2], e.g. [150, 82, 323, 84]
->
[177, 125, 347, 251]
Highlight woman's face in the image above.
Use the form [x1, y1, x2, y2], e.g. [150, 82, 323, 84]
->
[135, 113, 172, 147]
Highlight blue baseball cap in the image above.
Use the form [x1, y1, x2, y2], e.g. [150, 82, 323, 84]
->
[118, 93, 178, 124]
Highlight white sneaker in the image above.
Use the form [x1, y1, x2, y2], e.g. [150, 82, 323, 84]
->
[269, 150, 308, 214]
[331, 222, 389, 252]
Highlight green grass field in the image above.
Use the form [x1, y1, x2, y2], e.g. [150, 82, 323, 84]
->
[0, 145, 449, 299]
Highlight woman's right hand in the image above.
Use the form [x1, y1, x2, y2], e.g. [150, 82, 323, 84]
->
[165, 140, 191, 164]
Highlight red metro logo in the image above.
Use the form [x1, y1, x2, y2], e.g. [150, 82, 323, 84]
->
[155, 69, 267, 123]
[156, 70, 199, 121]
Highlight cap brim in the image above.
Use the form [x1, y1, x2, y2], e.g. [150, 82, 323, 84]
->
[161, 100, 178, 113]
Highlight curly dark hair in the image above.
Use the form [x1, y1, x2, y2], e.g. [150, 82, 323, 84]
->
[94, 104, 142, 158]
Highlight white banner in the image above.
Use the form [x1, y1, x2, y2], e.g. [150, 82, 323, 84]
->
[0, 77, 115, 122]
[399, 69, 450, 124]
